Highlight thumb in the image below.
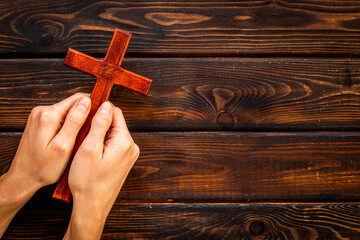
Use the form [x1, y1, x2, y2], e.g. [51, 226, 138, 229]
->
[82, 101, 113, 154]
[51, 96, 91, 150]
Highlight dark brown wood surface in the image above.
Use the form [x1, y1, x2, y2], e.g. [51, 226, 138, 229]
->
[1, 132, 359, 202]
[0, 58, 359, 131]
[3, 202, 360, 239]
[1, 0, 360, 239]
[1, 1, 360, 56]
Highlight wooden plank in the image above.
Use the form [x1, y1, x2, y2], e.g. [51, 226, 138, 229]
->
[1, 132, 360, 202]
[1, 1, 360, 55]
[3, 202, 360, 239]
[0, 58, 360, 130]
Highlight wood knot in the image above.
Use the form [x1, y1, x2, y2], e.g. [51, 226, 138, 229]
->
[38, 32, 54, 46]
[217, 111, 234, 129]
[249, 220, 266, 236]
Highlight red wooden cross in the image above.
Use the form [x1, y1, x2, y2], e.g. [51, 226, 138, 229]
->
[53, 29, 152, 203]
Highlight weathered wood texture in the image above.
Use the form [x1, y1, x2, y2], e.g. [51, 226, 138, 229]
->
[1, 1, 360, 55]
[1, 132, 359, 202]
[3, 202, 360, 239]
[1, 1, 360, 238]
[0, 58, 359, 131]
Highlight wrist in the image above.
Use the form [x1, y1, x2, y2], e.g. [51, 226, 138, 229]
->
[64, 192, 110, 240]
[0, 171, 40, 209]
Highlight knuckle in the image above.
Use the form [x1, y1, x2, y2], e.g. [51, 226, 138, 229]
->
[38, 106, 58, 123]
[122, 139, 132, 151]
[92, 115, 111, 129]
[51, 140, 68, 155]
[30, 106, 41, 117]
[81, 143, 98, 156]
[66, 112, 83, 127]
[121, 135, 135, 152]
[112, 128, 135, 152]
[114, 128, 131, 141]
[133, 143, 140, 158]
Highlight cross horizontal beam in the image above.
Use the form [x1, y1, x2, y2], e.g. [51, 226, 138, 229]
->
[64, 48, 152, 95]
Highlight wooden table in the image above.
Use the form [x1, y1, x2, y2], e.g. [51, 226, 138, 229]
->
[1, 1, 360, 239]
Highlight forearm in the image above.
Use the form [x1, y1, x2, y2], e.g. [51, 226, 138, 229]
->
[63, 193, 111, 240]
[64, 103, 138, 240]
[0, 172, 40, 237]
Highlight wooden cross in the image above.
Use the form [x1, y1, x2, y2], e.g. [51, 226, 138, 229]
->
[53, 29, 152, 203]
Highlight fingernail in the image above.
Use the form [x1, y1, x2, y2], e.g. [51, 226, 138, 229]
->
[99, 101, 111, 116]
[77, 96, 91, 112]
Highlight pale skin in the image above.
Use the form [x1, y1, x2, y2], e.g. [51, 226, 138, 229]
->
[0, 93, 139, 239]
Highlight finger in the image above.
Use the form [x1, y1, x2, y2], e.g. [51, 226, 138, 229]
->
[53, 92, 89, 114]
[112, 107, 128, 131]
[104, 107, 130, 145]
[82, 101, 113, 154]
[51, 96, 91, 149]
[104, 106, 136, 160]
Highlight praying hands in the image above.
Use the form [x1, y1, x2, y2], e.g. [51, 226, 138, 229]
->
[0, 93, 139, 240]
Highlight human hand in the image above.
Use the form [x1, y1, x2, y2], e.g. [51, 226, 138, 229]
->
[64, 101, 139, 240]
[0, 93, 91, 237]
[9, 93, 91, 191]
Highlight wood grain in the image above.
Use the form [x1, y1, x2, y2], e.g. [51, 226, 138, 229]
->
[1, 132, 360, 202]
[1, 1, 359, 239]
[1, 1, 360, 55]
[3, 202, 360, 239]
[0, 58, 359, 130]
